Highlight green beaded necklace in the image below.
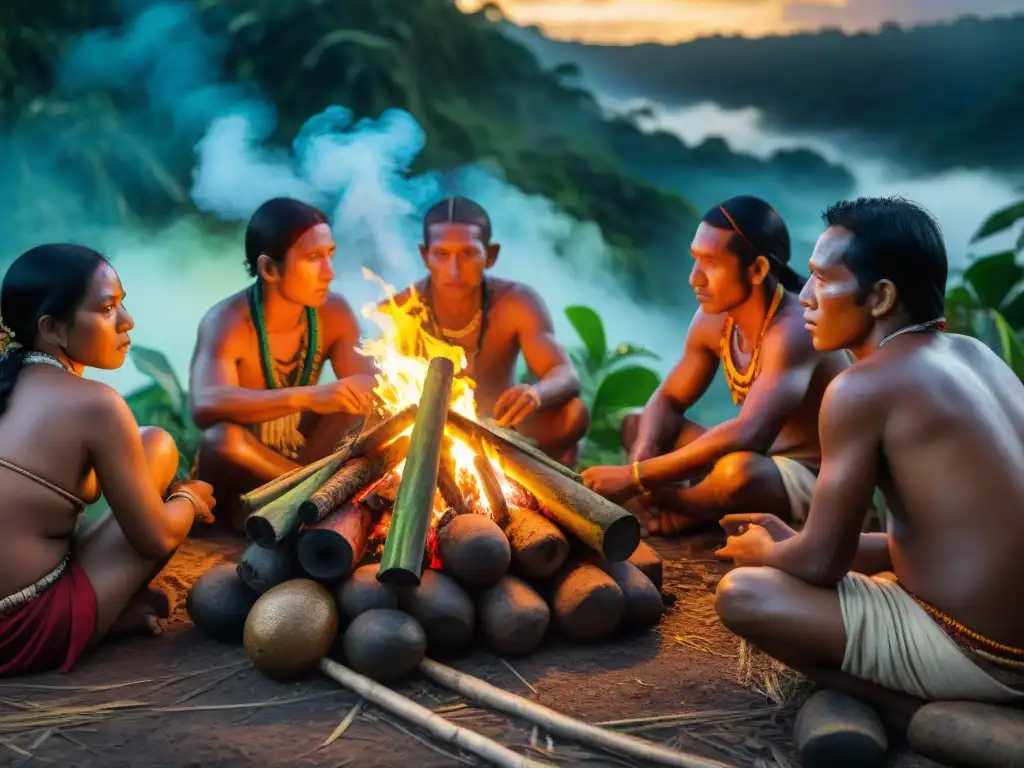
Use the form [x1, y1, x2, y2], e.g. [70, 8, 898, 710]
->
[248, 281, 319, 389]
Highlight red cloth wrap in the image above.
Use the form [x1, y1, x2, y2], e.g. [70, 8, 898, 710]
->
[0, 561, 97, 677]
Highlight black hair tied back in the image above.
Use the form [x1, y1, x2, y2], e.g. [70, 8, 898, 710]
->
[0, 244, 110, 416]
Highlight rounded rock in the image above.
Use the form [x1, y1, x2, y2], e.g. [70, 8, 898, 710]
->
[343, 608, 427, 682]
[551, 564, 625, 643]
[504, 506, 569, 581]
[479, 575, 550, 655]
[335, 563, 399, 625]
[597, 561, 663, 631]
[438, 513, 511, 588]
[243, 578, 339, 680]
[398, 569, 475, 654]
[794, 689, 888, 768]
[186, 562, 259, 644]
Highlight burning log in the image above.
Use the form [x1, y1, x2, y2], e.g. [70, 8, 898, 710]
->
[437, 437, 473, 517]
[378, 357, 454, 587]
[472, 438, 511, 529]
[471, 432, 641, 562]
[237, 538, 298, 594]
[363, 472, 399, 512]
[448, 410, 581, 483]
[297, 500, 380, 584]
[299, 435, 410, 524]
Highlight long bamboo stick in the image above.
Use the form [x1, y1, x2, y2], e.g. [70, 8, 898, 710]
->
[377, 358, 454, 587]
[419, 659, 735, 768]
[473, 437, 510, 529]
[244, 461, 345, 548]
[479, 438, 640, 561]
[319, 659, 554, 768]
[447, 411, 582, 483]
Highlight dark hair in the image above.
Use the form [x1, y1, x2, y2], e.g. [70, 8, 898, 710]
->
[822, 196, 948, 324]
[0, 244, 109, 415]
[701, 195, 804, 292]
[423, 196, 492, 244]
[244, 197, 330, 278]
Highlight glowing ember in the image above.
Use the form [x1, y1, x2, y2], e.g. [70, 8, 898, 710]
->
[356, 268, 518, 522]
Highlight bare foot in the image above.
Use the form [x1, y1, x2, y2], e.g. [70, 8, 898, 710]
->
[108, 587, 174, 637]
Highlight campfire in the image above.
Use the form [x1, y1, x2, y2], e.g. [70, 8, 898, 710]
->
[228, 271, 662, 669]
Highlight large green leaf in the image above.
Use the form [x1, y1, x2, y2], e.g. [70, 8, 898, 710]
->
[963, 251, 1022, 310]
[564, 305, 606, 371]
[591, 364, 660, 421]
[131, 345, 186, 417]
[972, 200, 1024, 243]
[989, 310, 1024, 379]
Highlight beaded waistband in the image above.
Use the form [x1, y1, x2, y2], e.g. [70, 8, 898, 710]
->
[902, 584, 1024, 669]
[0, 557, 69, 617]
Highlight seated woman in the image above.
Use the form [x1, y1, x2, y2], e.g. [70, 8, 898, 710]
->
[0, 244, 215, 678]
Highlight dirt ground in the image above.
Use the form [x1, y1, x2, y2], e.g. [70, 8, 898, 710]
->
[0, 533, 946, 768]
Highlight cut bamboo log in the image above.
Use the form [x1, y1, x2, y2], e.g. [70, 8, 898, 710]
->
[473, 438, 511, 529]
[378, 358, 455, 587]
[297, 500, 380, 584]
[448, 411, 581, 483]
[240, 406, 413, 513]
[244, 462, 347, 548]
[299, 435, 410, 524]
[419, 658, 736, 768]
[319, 658, 554, 768]
[472, 437, 640, 562]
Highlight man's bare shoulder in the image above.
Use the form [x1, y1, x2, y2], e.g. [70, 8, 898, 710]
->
[687, 308, 727, 351]
[197, 290, 251, 338]
[319, 292, 361, 331]
[495, 279, 547, 315]
[820, 362, 893, 428]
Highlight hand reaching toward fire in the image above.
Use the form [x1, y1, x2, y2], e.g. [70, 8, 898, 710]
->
[308, 374, 378, 415]
[581, 464, 639, 503]
[492, 384, 541, 427]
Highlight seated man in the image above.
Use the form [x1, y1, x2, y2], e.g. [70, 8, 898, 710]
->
[388, 196, 589, 463]
[189, 197, 376, 532]
[715, 196, 1024, 704]
[582, 196, 849, 533]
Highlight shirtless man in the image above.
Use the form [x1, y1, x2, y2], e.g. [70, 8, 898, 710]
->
[190, 197, 375, 531]
[716, 196, 1024, 705]
[582, 196, 849, 533]
[387, 196, 589, 463]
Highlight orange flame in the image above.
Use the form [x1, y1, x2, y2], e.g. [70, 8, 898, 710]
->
[356, 269, 517, 522]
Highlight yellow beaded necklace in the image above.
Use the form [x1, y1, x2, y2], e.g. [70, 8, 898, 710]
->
[720, 283, 785, 405]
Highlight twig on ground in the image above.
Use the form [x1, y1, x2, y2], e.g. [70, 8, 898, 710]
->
[322, 700, 363, 748]
[500, 659, 538, 696]
[170, 665, 248, 705]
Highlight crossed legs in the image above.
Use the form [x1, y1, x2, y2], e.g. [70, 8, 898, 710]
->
[620, 411, 794, 535]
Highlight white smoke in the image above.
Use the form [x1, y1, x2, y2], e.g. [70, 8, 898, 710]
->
[5, 2, 694, 412]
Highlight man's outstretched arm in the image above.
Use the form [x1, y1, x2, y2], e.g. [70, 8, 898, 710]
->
[515, 286, 580, 407]
[632, 309, 720, 461]
[637, 320, 817, 486]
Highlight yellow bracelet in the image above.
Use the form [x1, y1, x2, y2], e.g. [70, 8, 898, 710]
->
[631, 461, 647, 494]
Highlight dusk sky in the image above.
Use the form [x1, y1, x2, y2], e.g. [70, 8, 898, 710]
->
[457, 0, 1024, 44]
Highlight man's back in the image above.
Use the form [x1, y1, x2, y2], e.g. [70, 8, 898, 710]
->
[865, 333, 1024, 646]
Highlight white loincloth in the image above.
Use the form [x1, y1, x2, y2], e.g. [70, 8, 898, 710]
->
[770, 455, 817, 524]
[838, 571, 1024, 703]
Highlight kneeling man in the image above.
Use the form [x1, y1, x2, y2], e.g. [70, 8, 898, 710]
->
[716, 196, 1024, 703]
